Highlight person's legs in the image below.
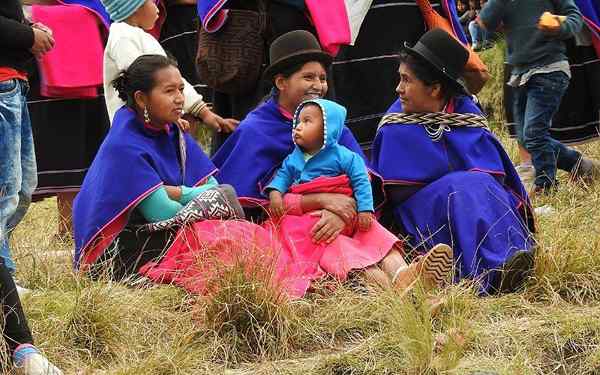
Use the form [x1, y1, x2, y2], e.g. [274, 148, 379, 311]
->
[522, 72, 581, 191]
[57, 192, 76, 237]
[468, 20, 483, 49]
[0, 258, 33, 354]
[511, 84, 536, 191]
[0, 79, 27, 274]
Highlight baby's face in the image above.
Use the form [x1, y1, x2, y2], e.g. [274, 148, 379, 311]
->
[293, 104, 324, 154]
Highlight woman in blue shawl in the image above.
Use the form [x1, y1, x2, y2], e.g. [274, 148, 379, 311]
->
[371, 29, 536, 294]
[73, 55, 243, 279]
[212, 30, 369, 244]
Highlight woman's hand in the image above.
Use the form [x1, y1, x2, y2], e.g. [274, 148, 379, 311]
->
[201, 110, 240, 133]
[310, 210, 346, 244]
[319, 194, 357, 225]
[163, 185, 182, 201]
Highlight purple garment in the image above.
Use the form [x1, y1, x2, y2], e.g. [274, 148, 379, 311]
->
[73, 107, 216, 268]
[212, 97, 366, 202]
[57, 0, 110, 27]
[576, 0, 600, 47]
[197, 0, 229, 32]
[371, 96, 534, 294]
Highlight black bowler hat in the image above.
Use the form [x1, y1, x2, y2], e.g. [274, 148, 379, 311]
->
[403, 29, 470, 94]
[263, 30, 333, 81]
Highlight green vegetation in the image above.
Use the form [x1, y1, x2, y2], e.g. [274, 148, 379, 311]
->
[4, 41, 600, 374]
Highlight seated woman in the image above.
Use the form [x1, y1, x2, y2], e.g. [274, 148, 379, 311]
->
[213, 30, 451, 295]
[73, 55, 243, 279]
[371, 29, 535, 294]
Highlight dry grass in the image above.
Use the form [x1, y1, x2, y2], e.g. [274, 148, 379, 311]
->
[4, 41, 600, 374]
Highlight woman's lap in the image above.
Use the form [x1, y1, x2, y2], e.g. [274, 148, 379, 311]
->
[394, 171, 533, 291]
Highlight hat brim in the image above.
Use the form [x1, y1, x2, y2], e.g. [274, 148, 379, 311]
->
[263, 50, 333, 81]
[402, 42, 470, 96]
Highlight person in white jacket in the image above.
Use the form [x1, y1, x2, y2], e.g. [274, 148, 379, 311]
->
[101, 0, 238, 133]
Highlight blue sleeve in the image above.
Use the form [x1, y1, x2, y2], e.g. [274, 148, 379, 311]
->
[137, 187, 184, 222]
[345, 152, 374, 212]
[479, 0, 506, 31]
[265, 156, 295, 195]
[179, 176, 219, 205]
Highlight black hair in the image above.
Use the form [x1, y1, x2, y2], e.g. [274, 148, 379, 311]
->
[112, 54, 178, 107]
[398, 51, 462, 100]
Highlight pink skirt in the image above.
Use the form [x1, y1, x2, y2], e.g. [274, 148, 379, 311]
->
[140, 176, 400, 299]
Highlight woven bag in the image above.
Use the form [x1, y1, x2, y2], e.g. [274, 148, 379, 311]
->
[196, 2, 267, 95]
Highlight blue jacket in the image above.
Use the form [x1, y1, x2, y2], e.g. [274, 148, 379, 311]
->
[266, 99, 374, 212]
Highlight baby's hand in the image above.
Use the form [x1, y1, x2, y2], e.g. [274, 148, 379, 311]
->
[357, 212, 373, 232]
[269, 190, 285, 218]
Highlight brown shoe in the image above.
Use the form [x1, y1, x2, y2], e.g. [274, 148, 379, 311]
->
[392, 243, 453, 291]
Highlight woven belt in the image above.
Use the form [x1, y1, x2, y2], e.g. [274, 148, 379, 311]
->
[377, 112, 489, 141]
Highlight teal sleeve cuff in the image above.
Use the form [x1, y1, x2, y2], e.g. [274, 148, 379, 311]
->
[179, 176, 219, 205]
[137, 187, 184, 222]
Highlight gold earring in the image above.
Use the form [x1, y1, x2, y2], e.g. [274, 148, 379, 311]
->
[144, 107, 150, 124]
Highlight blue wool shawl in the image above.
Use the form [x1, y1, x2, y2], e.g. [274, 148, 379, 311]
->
[576, 0, 600, 54]
[212, 97, 366, 202]
[370, 96, 527, 200]
[73, 107, 216, 268]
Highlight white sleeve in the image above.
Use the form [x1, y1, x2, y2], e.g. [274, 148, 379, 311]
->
[110, 30, 203, 112]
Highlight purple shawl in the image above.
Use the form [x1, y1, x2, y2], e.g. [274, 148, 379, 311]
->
[370, 96, 527, 200]
[73, 107, 217, 269]
[212, 97, 366, 203]
[197, 0, 229, 32]
[575, 0, 600, 57]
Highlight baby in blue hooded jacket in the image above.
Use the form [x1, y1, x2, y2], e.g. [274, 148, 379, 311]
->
[266, 99, 374, 231]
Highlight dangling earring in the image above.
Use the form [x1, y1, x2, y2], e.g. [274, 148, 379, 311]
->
[144, 106, 150, 124]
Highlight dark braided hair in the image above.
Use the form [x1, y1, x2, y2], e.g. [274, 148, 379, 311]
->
[112, 54, 178, 108]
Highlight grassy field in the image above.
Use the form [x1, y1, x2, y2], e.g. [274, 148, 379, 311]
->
[6, 42, 600, 374]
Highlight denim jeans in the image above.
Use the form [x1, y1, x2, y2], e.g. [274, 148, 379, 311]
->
[512, 71, 581, 189]
[468, 20, 489, 46]
[0, 79, 37, 274]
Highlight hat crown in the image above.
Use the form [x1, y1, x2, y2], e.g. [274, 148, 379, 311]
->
[269, 30, 323, 65]
[412, 29, 469, 79]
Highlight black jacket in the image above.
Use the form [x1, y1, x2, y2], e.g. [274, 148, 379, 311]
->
[0, 0, 34, 72]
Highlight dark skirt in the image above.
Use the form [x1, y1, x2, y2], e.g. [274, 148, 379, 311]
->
[503, 41, 600, 145]
[159, 3, 211, 100]
[330, 0, 434, 155]
[27, 64, 109, 197]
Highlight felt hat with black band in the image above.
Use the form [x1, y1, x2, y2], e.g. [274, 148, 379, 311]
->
[263, 30, 333, 81]
[402, 28, 470, 95]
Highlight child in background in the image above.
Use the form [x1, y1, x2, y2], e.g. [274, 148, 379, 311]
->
[100, 0, 238, 132]
[267, 99, 374, 232]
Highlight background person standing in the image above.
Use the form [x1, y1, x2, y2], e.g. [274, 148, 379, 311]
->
[0, 0, 53, 276]
[479, 0, 600, 194]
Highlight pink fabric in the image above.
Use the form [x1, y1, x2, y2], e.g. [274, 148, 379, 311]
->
[31, 5, 104, 98]
[305, 0, 351, 56]
[141, 177, 401, 299]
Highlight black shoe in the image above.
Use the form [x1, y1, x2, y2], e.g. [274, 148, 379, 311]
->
[498, 250, 534, 293]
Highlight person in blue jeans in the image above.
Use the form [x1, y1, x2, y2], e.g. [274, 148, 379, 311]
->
[479, 0, 600, 193]
[1, 0, 54, 274]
